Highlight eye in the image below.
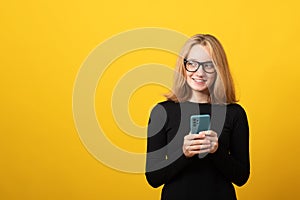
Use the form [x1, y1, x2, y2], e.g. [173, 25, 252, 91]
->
[203, 62, 216, 73]
[187, 61, 198, 67]
[203, 62, 214, 69]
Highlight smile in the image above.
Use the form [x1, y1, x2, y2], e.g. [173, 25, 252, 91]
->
[192, 78, 207, 83]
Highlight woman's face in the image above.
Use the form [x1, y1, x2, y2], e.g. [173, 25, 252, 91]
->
[185, 44, 216, 95]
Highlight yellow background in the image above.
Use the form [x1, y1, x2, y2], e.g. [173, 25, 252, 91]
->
[1, 0, 300, 199]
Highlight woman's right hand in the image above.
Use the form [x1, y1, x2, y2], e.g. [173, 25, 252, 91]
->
[182, 132, 212, 157]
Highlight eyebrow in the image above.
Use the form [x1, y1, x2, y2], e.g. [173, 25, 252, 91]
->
[186, 58, 213, 62]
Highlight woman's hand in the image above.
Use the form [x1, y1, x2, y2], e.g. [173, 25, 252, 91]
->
[204, 130, 219, 154]
[182, 130, 219, 157]
[182, 132, 211, 157]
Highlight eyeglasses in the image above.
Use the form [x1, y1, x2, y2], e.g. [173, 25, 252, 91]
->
[184, 59, 216, 74]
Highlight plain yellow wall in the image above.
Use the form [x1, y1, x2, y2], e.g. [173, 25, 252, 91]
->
[1, 0, 300, 199]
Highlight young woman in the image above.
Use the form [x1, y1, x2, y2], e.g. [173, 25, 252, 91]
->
[145, 34, 250, 200]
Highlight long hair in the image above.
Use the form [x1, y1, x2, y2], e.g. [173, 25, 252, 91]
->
[165, 34, 237, 104]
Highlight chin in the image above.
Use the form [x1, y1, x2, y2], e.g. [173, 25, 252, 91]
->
[191, 87, 209, 93]
[190, 84, 208, 92]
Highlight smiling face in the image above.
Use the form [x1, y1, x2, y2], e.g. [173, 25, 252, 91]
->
[185, 44, 216, 101]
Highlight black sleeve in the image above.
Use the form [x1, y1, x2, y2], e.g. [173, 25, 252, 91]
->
[209, 105, 250, 186]
[145, 103, 192, 188]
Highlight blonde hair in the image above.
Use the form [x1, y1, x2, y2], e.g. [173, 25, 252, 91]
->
[165, 34, 237, 104]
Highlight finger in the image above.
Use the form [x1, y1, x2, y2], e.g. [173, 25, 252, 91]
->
[191, 134, 206, 140]
[184, 134, 193, 140]
[205, 130, 217, 137]
[205, 131, 218, 140]
[198, 132, 207, 137]
[200, 144, 212, 150]
[184, 145, 190, 152]
[199, 148, 211, 154]
[187, 134, 206, 141]
[183, 140, 192, 147]
[210, 142, 216, 148]
[187, 151, 201, 156]
[190, 139, 211, 146]
[188, 144, 212, 151]
[185, 134, 201, 140]
[185, 145, 212, 157]
[205, 136, 218, 142]
[210, 144, 218, 153]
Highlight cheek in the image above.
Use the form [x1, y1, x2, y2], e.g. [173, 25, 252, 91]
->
[207, 74, 216, 86]
[185, 71, 191, 76]
[185, 73, 194, 87]
[185, 71, 193, 80]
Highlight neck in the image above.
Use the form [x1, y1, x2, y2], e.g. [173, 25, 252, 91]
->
[189, 90, 210, 103]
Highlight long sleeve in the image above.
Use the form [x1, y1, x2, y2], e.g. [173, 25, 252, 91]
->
[145, 103, 192, 188]
[145, 102, 250, 200]
[208, 104, 250, 186]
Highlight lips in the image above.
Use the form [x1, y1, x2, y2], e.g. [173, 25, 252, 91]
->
[192, 78, 207, 83]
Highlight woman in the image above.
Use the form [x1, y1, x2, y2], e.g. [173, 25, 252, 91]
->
[145, 34, 250, 200]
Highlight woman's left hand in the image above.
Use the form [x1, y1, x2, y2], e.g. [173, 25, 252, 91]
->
[202, 130, 219, 154]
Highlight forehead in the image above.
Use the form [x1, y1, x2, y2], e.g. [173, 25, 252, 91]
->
[187, 44, 212, 61]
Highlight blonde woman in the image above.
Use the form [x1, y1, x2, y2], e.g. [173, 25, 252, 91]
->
[146, 34, 250, 200]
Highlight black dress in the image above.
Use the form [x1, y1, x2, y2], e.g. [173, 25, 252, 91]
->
[145, 101, 250, 200]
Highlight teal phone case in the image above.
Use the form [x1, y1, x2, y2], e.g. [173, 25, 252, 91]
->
[190, 114, 211, 134]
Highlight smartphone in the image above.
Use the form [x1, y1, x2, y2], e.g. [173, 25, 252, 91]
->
[190, 114, 211, 134]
